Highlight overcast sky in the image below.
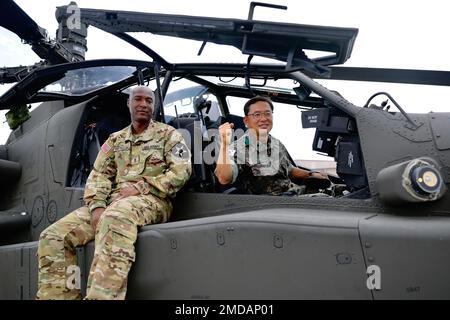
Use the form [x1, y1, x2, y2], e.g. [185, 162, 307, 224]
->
[1, 0, 450, 159]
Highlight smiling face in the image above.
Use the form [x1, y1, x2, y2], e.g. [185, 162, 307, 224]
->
[244, 100, 274, 135]
[128, 86, 154, 125]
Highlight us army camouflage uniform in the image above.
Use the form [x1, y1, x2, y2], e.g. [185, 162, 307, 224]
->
[36, 121, 191, 300]
[228, 132, 303, 195]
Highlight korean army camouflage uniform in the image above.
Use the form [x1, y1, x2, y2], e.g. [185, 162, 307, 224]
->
[228, 132, 303, 195]
[36, 121, 191, 300]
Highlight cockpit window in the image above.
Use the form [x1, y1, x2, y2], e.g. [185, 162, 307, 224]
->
[163, 81, 221, 122]
[38, 66, 136, 95]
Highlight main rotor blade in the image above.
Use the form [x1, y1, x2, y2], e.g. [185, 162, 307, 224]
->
[0, 0, 46, 42]
[321, 67, 450, 86]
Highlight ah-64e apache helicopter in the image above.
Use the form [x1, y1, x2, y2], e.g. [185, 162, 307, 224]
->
[1, 0, 450, 300]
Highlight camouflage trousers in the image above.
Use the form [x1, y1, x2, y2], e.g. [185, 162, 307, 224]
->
[36, 194, 171, 300]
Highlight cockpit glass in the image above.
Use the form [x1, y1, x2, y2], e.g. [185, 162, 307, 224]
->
[38, 66, 136, 95]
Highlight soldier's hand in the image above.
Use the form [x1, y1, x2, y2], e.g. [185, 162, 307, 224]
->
[219, 122, 234, 146]
[114, 185, 140, 202]
[91, 207, 105, 231]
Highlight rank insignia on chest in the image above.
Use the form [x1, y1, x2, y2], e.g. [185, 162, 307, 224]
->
[131, 155, 140, 165]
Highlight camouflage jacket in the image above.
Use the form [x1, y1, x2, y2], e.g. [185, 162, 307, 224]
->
[84, 121, 192, 213]
[229, 132, 301, 195]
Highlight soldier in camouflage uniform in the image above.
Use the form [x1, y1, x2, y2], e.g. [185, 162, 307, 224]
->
[215, 96, 327, 195]
[36, 86, 192, 300]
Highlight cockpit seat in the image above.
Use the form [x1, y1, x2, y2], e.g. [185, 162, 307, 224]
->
[168, 114, 215, 192]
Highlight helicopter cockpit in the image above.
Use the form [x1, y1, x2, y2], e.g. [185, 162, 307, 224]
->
[63, 73, 367, 201]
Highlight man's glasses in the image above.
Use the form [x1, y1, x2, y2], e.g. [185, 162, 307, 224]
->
[247, 111, 273, 120]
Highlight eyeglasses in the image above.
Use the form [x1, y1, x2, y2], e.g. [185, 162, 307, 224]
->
[247, 111, 273, 120]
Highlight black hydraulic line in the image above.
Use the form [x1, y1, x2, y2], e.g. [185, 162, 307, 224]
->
[364, 92, 417, 128]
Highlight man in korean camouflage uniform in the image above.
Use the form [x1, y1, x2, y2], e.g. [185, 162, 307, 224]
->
[215, 96, 327, 195]
[36, 86, 192, 300]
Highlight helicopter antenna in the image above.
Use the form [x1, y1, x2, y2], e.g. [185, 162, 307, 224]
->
[241, 2, 287, 57]
[247, 2, 287, 20]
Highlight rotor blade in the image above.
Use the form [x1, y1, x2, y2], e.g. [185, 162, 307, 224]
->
[0, 0, 80, 66]
[0, 0, 47, 42]
[320, 67, 450, 87]
[0, 64, 44, 84]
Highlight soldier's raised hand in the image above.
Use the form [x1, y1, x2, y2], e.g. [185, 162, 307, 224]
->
[219, 122, 234, 146]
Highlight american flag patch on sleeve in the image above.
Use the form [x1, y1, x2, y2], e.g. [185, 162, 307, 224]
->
[101, 142, 112, 153]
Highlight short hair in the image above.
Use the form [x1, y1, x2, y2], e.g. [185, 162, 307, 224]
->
[128, 85, 155, 101]
[243, 96, 274, 116]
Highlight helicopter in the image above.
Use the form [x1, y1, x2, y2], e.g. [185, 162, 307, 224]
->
[1, 0, 450, 300]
